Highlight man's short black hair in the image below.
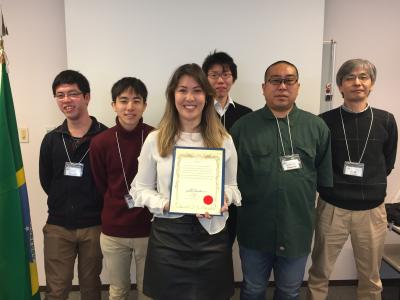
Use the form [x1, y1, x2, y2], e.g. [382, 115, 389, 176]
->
[52, 70, 90, 96]
[264, 60, 299, 82]
[202, 50, 238, 81]
[111, 77, 148, 102]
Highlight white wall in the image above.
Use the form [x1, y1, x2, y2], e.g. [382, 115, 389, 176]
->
[64, 0, 325, 129]
[1, 0, 67, 286]
[323, 0, 400, 280]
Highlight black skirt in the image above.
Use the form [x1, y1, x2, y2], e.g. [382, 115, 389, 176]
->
[143, 215, 234, 300]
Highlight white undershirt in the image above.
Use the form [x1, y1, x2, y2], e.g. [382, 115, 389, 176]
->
[214, 96, 236, 117]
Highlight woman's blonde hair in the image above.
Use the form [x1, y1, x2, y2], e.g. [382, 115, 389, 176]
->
[157, 63, 228, 157]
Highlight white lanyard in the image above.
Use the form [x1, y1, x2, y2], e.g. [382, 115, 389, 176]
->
[62, 134, 90, 163]
[221, 114, 226, 128]
[115, 130, 144, 194]
[215, 100, 230, 128]
[275, 114, 294, 156]
[339, 106, 373, 163]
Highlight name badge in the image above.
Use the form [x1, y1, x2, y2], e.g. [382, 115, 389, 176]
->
[124, 194, 135, 209]
[343, 161, 364, 177]
[64, 162, 84, 177]
[280, 154, 302, 171]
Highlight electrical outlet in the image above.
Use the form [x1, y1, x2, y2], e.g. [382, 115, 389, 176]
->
[18, 127, 29, 143]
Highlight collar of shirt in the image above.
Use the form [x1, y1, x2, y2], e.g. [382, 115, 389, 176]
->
[115, 116, 144, 138]
[341, 103, 370, 113]
[262, 103, 299, 121]
[214, 96, 236, 116]
[56, 116, 101, 138]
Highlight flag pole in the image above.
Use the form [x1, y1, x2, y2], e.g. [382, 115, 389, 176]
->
[0, 8, 8, 63]
[0, 9, 41, 300]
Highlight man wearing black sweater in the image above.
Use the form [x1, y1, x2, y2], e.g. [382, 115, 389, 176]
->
[40, 70, 107, 300]
[202, 51, 252, 246]
[307, 59, 398, 300]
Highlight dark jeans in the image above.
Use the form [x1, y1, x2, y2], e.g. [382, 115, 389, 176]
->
[239, 245, 308, 300]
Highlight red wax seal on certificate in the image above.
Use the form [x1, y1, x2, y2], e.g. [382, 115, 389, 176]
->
[203, 195, 213, 205]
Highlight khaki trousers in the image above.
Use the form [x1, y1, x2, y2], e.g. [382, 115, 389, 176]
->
[100, 233, 151, 300]
[43, 224, 102, 300]
[307, 199, 387, 300]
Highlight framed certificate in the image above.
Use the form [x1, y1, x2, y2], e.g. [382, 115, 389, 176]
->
[169, 146, 225, 215]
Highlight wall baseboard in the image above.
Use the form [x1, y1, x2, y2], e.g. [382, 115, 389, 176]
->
[39, 279, 400, 292]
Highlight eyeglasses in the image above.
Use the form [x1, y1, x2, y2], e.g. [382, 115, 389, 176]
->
[207, 72, 232, 80]
[266, 77, 298, 86]
[54, 91, 83, 101]
[343, 73, 370, 82]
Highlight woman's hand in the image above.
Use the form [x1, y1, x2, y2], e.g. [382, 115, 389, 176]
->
[196, 212, 212, 219]
[163, 201, 170, 212]
[196, 194, 229, 219]
[221, 193, 229, 213]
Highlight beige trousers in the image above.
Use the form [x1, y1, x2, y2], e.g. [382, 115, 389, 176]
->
[307, 199, 387, 300]
[100, 233, 151, 300]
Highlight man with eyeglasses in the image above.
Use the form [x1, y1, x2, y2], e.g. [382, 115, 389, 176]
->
[39, 70, 107, 300]
[89, 77, 153, 300]
[202, 50, 252, 247]
[307, 59, 398, 300]
[231, 60, 332, 299]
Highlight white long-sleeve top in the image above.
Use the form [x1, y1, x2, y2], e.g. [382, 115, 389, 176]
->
[131, 130, 241, 234]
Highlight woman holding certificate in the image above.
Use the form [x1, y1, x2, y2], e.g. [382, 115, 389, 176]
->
[132, 63, 241, 300]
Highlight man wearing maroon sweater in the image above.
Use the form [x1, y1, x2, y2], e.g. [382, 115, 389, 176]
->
[90, 77, 153, 300]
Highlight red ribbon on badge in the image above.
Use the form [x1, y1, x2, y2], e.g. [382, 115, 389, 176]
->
[203, 195, 213, 205]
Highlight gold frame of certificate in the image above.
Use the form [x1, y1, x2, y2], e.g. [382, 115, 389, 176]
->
[169, 146, 225, 215]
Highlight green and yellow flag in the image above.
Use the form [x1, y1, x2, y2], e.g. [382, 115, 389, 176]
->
[0, 42, 40, 299]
